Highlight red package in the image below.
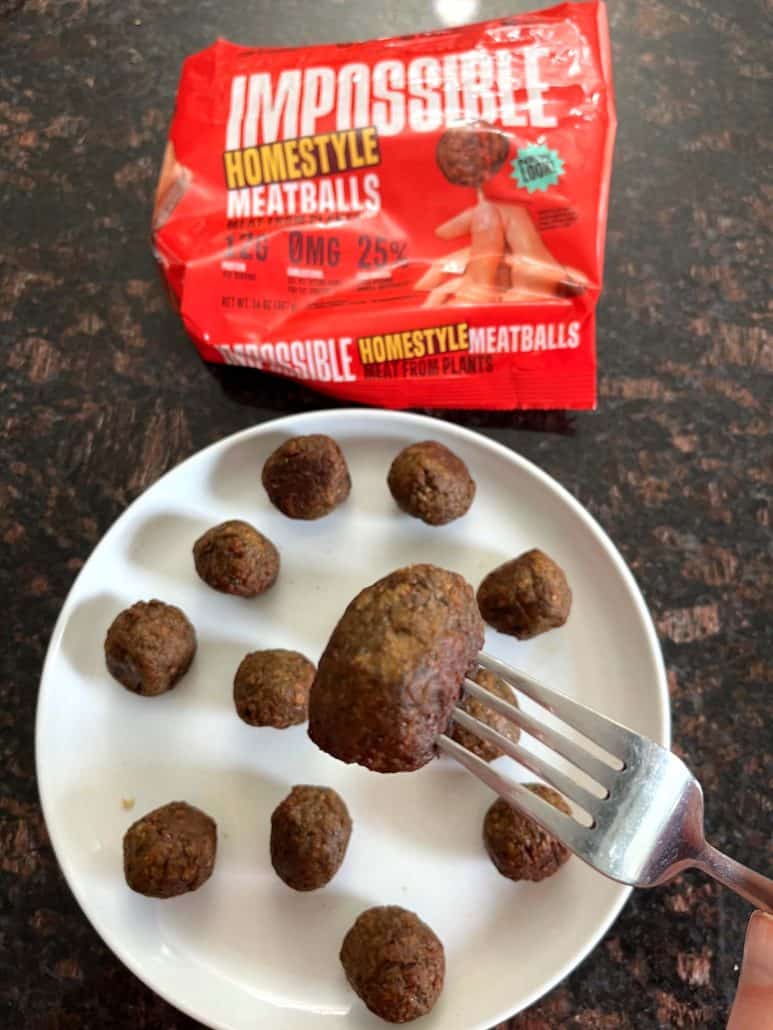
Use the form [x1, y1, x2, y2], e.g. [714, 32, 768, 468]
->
[153, 2, 615, 409]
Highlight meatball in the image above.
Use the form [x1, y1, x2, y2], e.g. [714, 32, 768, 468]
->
[193, 519, 279, 597]
[436, 123, 510, 188]
[123, 801, 217, 898]
[270, 785, 352, 891]
[483, 784, 571, 882]
[477, 549, 571, 639]
[340, 906, 445, 1023]
[105, 600, 196, 696]
[450, 666, 521, 762]
[387, 440, 475, 526]
[262, 434, 350, 519]
[308, 564, 484, 773]
[233, 649, 316, 728]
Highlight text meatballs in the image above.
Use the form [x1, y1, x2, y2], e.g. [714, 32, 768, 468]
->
[234, 649, 316, 728]
[105, 600, 196, 696]
[309, 564, 484, 773]
[477, 549, 571, 638]
[262, 434, 351, 519]
[123, 801, 217, 898]
[387, 440, 475, 526]
[193, 519, 279, 597]
[340, 906, 445, 1023]
[484, 784, 571, 882]
[270, 785, 352, 891]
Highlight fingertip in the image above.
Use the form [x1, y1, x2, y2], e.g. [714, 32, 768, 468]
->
[557, 277, 586, 298]
[728, 912, 773, 1030]
[471, 201, 499, 232]
[745, 911, 773, 980]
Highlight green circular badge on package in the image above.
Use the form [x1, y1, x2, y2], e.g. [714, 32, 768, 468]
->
[512, 144, 565, 194]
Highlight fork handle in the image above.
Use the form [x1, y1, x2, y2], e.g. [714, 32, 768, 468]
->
[697, 845, 773, 914]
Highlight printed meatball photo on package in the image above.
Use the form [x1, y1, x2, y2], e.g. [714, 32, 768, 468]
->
[153, 1, 616, 409]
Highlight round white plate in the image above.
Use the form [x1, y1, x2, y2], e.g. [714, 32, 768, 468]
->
[36, 409, 668, 1030]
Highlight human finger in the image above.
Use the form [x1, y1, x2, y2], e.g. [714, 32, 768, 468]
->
[503, 253, 587, 299]
[500, 284, 552, 303]
[498, 203, 588, 298]
[435, 207, 475, 239]
[728, 912, 773, 1030]
[422, 277, 465, 308]
[414, 248, 470, 291]
[464, 202, 505, 288]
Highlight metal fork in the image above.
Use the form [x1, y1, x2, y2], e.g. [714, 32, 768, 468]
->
[438, 651, 773, 913]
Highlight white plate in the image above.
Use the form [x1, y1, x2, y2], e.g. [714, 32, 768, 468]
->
[36, 409, 668, 1030]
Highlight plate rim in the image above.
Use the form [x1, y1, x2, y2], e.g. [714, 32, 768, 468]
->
[35, 407, 670, 1030]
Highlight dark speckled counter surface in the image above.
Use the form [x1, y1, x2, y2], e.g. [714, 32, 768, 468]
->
[1, 1, 771, 1027]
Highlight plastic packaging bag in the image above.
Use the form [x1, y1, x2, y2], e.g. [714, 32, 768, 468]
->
[153, 1, 615, 409]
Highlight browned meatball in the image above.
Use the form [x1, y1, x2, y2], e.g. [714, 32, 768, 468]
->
[483, 784, 571, 882]
[193, 520, 279, 597]
[436, 123, 510, 188]
[262, 434, 350, 519]
[105, 600, 196, 696]
[477, 549, 571, 639]
[387, 440, 475, 526]
[270, 785, 352, 891]
[123, 801, 217, 898]
[340, 906, 445, 1023]
[308, 564, 484, 773]
[233, 649, 316, 728]
[450, 666, 521, 762]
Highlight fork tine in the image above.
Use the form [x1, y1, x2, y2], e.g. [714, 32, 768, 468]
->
[437, 734, 587, 853]
[477, 652, 637, 765]
[463, 678, 617, 792]
[451, 707, 600, 817]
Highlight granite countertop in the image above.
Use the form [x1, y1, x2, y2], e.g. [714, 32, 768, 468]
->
[1, 1, 770, 1027]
